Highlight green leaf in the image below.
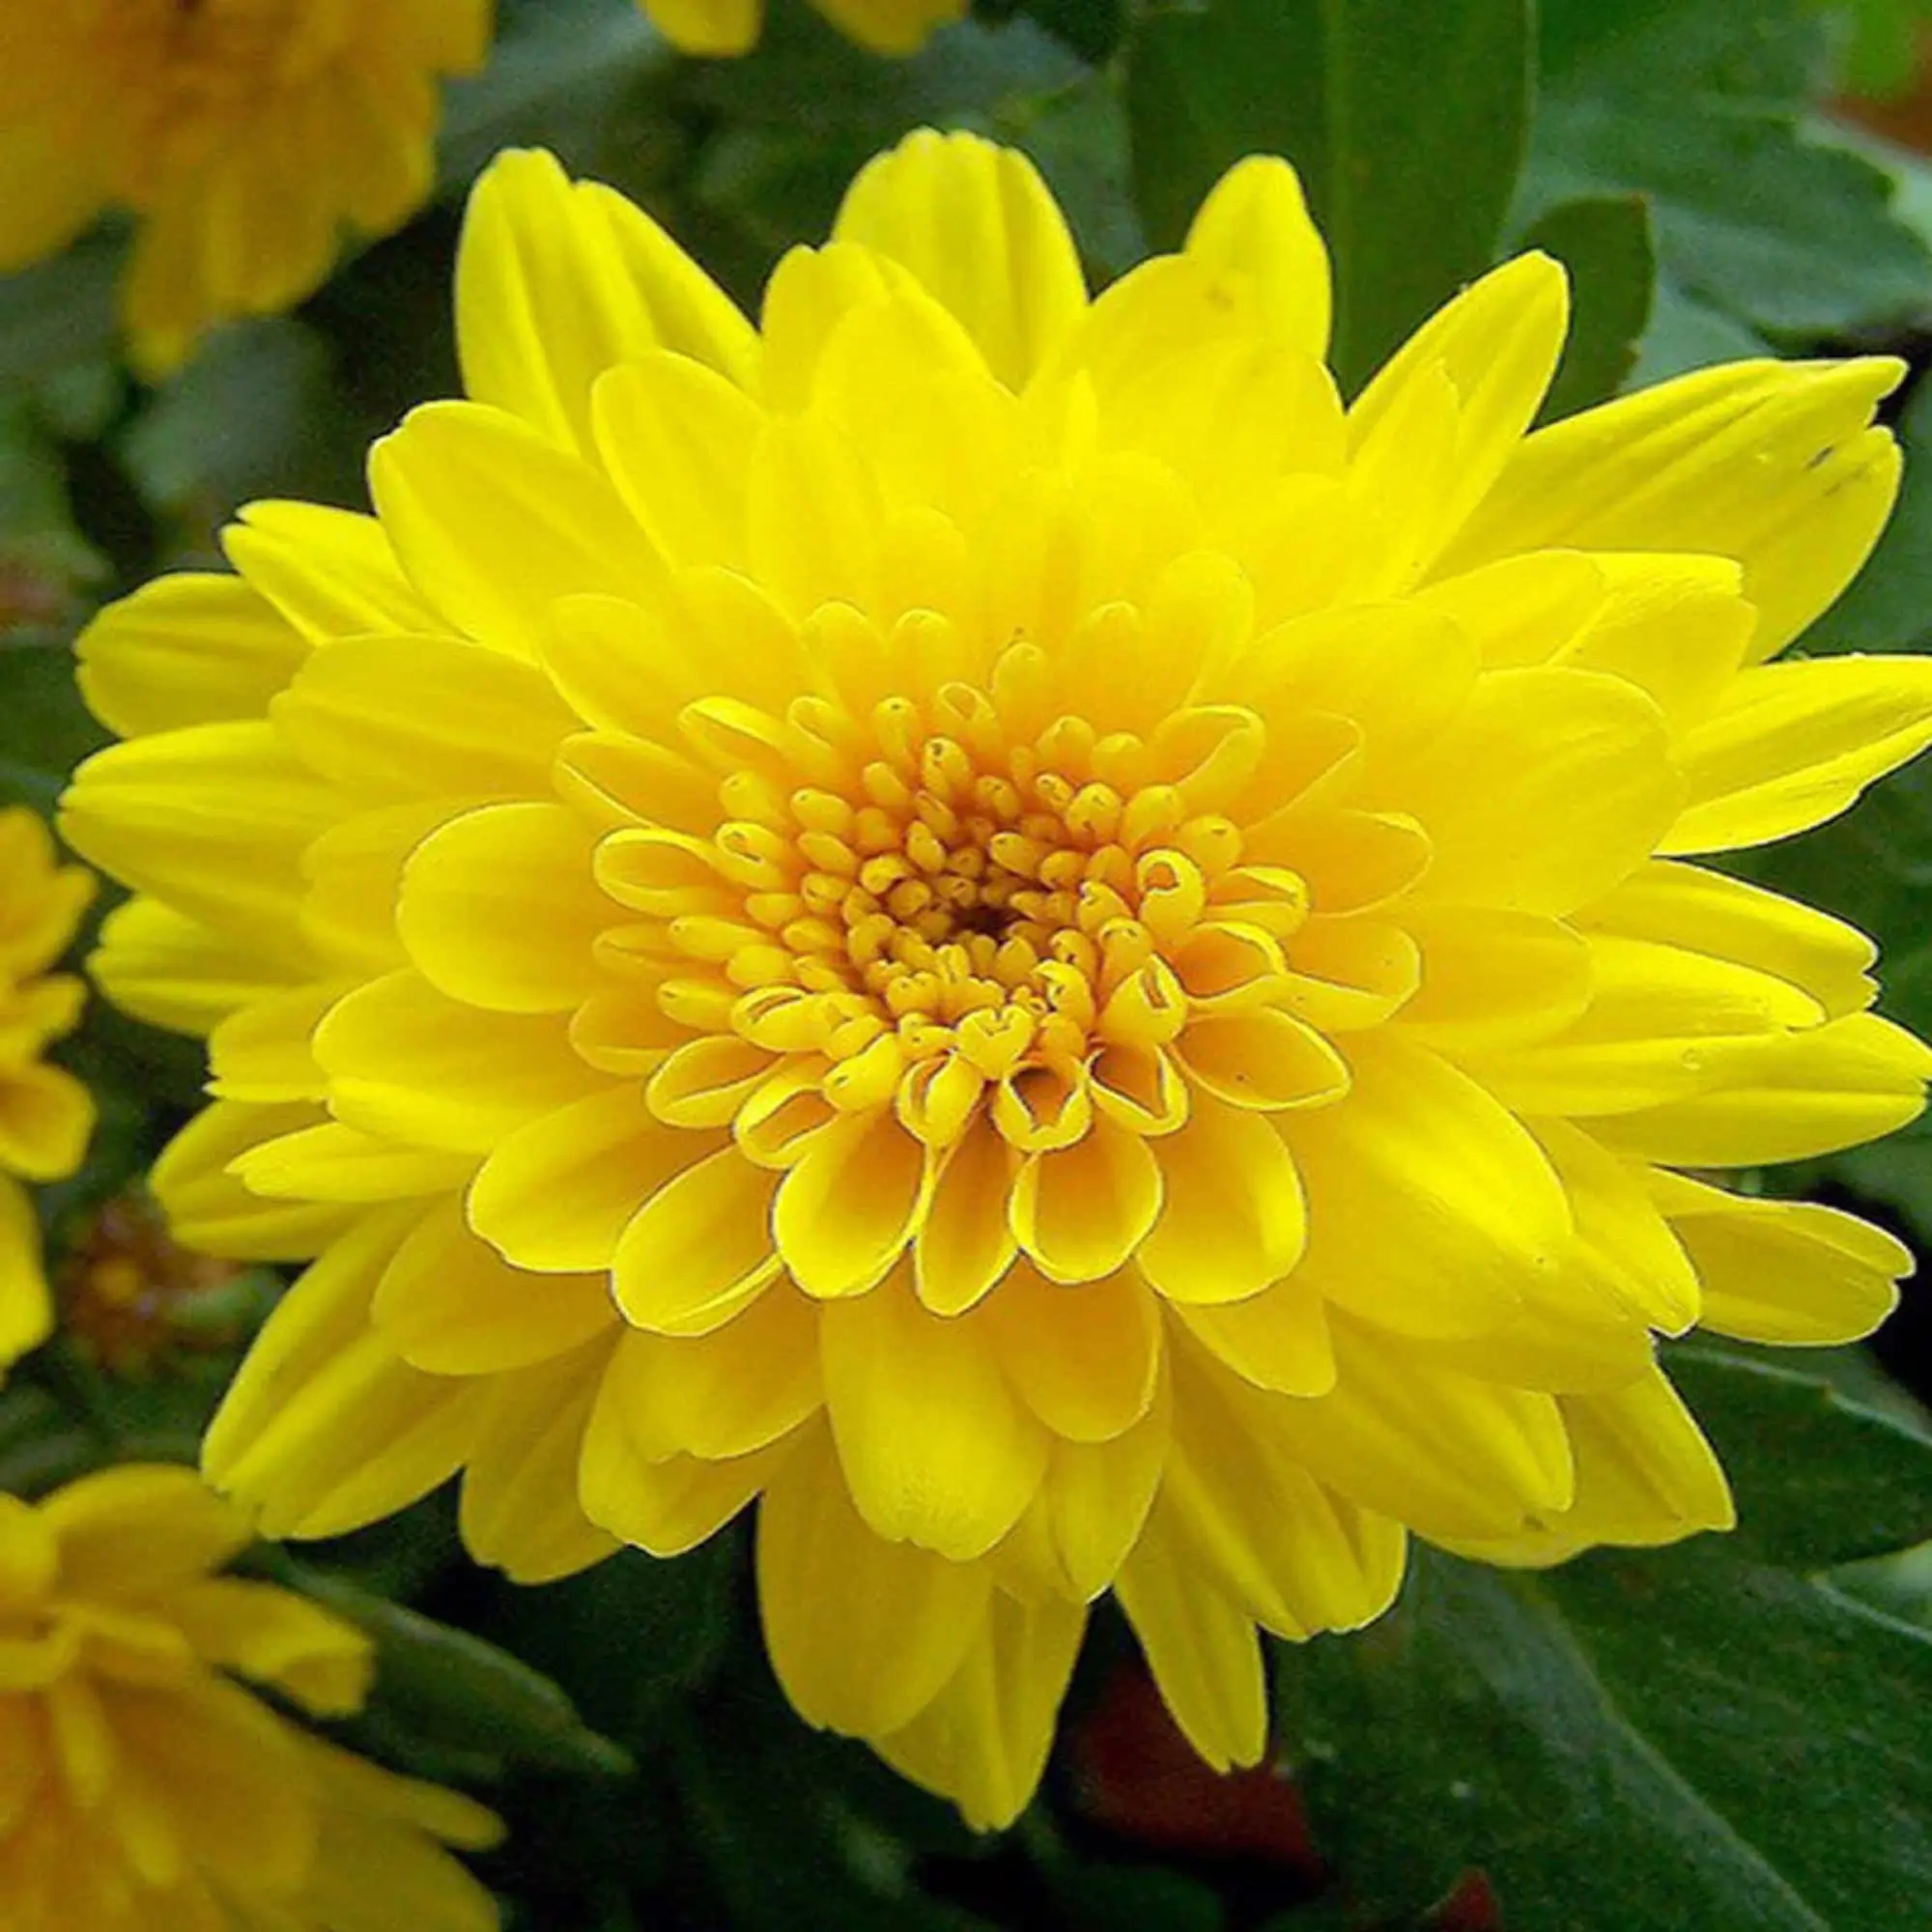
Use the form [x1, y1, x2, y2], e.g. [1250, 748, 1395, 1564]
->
[438, 0, 675, 198]
[0, 401, 106, 647]
[477, 1541, 737, 1744]
[1015, 73, 1149, 283]
[287, 1564, 634, 1778]
[0, 231, 125, 387]
[673, 1702, 993, 1932]
[683, 11, 1084, 302]
[1528, 0, 1932, 338]
[119, 319, 362, 525]
[996, 0, 1125, 64]
[0, 638, 108, 814]
[1821, 0, 1932, 96]
[1630, 280, 1774, 384]
[1125, 0, 1534, 394]
[1516, 194, 1656, 422]
[1666, 1343, 1932, 1565]
[1275, 1349, 1932, 1928]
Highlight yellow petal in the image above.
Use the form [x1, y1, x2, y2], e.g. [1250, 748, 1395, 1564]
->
[832, 129, 1086, 390]
[153, 1098, 358, 1261]
[90, 898, 294, 1037]
[0, 1062, 92, 1181]
[756, 1424, 991, 1735]
[1652, 1170, 1909, 1347]
[318, 971, 608, 1153]
[396, 801, 608, 1014]
[373, 1195, 613, 1375]
[207, 980, 339, 1104]
[74, 572, 308, 738]
[1137, 1094, 1305, 1305]
[1454, 1367, 1733, 1568]
[1177, 1007, 1350, 1111]
[914, 1115, 1019, 1316]
[369, 400, 665, 658]
[469, 1087, 713, 1273]
[0, 1174, 49, 1366]
[1529, 1118, 1699, 1334]
[1176, 1276, 1335, 1397]
[223, 499, 440, 643]
[1265, 1313, 1575, 1542]
[113, 1677, 316, 1894]
[1581, 859, 1875, 1021]
[1009, 1120, 1162, 1284]
[42, 1464, 251, 1597]
[612, 1148, 781, 1334]
[1165, 1340, 1406, 1638]
[1393, 904, 1594, 1050]
[1440, 356, 1904, 663]
[229, 1122, 476, 1204]
[457, 1341, 621, 1583]
[1182, 156, 1330, 361]
[457, 148, 755, 454]
[1592, 1010, 1932, 1166]
[161, 1577, 372, 1717]
[605, 1282, 822, 1460]
[579, 1356, 780, 1555]
[875, 1590, 1085, 1833]
[996, 1388, 1171, 1602]
[1115, 1503, 1266, 1774]
[980, 1263, 1161, 1443]
[821, 1270, 1049, 1560]
[644, 0, 763, 55]
[1465, 930, 1830, 1120]
[814, 0, 964, 53]
[775, 1108, 928, 1297]
[273, 635, 580, 805]
[1393, 666, 1679, 915]
[1350, 252, 1569, 563]
[62, 723, 333, 965]
[1284, 1033, 1570, 1340]
[1663, 655, 1932, 853]
[592, 353, 763, 571]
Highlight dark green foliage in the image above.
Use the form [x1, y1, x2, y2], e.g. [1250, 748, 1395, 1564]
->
[1125, 0, 1533, 394]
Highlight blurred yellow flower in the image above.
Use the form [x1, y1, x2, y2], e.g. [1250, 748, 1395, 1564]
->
[0, 809, 94, 1373]
[640, 0, 963, 57]
[63, 130, 1932, 1828]
[0, 1463, 501, 1930]
[0, 0, 492, 375]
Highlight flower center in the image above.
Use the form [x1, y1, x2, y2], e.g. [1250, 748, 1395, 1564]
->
[603, 639, 1328, 1152]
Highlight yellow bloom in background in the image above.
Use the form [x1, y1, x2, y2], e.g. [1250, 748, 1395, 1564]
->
[0, 1463, 501, 1930]
[640, 0, 964, 57]
[0, 809, 94, 1374]
[0, 0, 492, 375]
[61, 130, 1932, 1828]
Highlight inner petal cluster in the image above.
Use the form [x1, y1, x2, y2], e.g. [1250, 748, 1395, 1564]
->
[564, 609, 1388, 1319]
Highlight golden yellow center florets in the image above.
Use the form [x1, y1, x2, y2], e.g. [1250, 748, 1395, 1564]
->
[610, 645, 1332, 1154]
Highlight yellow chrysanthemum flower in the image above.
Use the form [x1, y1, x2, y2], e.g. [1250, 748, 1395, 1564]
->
[61, 131, 1932, 1828]
[0, 809, 95, 1373]
[0, 1463, 501, 1930]
[639, 0, 963, 57]
[0, 0, 491, 374]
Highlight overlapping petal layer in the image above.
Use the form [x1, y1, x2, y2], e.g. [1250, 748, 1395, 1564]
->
[0, 1464, 500, 1931]
[0, 0, 489, 371]
[0, 808, 95, 1371]
[64, 131, 1932, 1828]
